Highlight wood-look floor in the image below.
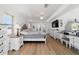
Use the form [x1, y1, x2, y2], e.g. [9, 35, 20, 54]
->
[8, 35, 79, 55]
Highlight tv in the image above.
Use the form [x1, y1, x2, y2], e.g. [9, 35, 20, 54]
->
[52, 20, 59, 28]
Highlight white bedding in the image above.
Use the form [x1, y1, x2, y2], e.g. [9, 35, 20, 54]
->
[21, 29, 46, 35]
[20, 29, 46, 42]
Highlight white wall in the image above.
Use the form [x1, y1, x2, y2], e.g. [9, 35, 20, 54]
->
[30, 22, 47, 32]
[57, 6, 79, 31]
[57, 6, 79, 20]
[49, 6, 79, 32]
[0, 12, 30, 27]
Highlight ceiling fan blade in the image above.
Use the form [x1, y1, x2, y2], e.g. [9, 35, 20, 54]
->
[44, 4, 49, 8]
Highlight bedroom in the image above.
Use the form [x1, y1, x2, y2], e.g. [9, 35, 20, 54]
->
[0, 4, 79, 55]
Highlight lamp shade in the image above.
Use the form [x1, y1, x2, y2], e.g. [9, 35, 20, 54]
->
[71, 23, 79, 31]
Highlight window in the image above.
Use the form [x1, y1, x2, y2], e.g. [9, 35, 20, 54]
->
[3, 15, 12, 25]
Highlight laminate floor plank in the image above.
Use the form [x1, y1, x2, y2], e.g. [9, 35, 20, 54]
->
[8, 35, 79, 55]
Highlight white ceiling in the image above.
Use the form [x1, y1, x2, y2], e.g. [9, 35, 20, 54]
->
[0, 4, 79, 22]
[0, 4, 62, 22]
[51, 4, 79, 20]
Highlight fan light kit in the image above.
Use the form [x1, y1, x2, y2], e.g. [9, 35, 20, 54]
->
[40, 16, 44, 20]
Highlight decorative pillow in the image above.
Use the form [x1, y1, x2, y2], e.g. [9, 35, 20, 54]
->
[21, 24, 28, 31]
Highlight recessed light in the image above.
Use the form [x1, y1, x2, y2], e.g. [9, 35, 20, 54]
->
[40, 16, 44, 20]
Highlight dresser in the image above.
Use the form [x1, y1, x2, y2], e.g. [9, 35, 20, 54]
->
[0, 27, 8, 55]
[9, 35, 23, 50]
[69, 35, 79, 49]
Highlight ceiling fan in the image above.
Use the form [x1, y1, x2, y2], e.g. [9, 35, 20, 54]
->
[44, 4, 49, 8]
[39, 4, 49, 20]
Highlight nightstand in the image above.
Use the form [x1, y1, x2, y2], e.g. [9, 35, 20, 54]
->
[9, 35, 23, 50]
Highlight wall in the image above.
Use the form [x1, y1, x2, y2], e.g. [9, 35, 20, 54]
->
[49, 6, 79, 32]
[57, 6, 79, 31]
[0, 12, 30, 27]
[57, 6, 79, 20]
[30, 22, 47, 32]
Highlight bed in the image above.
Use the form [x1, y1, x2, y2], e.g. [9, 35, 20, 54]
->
[20, 29, 47, 43]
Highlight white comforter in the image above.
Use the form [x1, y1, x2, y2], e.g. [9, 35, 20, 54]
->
[21, 29, 46, 35]
[20, 29, 46, 42]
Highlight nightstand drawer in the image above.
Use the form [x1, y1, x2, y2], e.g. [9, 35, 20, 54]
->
[0, 46, 6, 55]
[0, 42, 4, 47]
[0, 35, 4, 41]
[0, 41, 6, 48]
[0, 49, 3, 54]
